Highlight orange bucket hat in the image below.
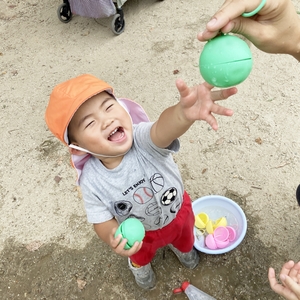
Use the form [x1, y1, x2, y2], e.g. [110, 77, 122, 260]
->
[45, 74, 116, 146]
[45, 74, 149, 182]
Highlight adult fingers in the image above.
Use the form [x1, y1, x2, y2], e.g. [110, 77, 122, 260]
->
[293, 262, 300, 284]
[268, 267, 290, 296]
[199, 15, 265, 42]
[288, 262, 300, 281]
[281, 261, 296, 277]
[198, 0, 263, 40]
[221, 17, 260, 36]
[269, 263, 300, 300]
[268, 267, 279, 289]
[279, 275, 300, 300]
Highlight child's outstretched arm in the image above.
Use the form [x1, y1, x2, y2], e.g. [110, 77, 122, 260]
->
[150, 79, 237, 149]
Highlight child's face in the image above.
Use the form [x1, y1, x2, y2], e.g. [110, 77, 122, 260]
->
[68, 92, 133, 159]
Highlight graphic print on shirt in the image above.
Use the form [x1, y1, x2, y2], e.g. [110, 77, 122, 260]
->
[133, 187, 154, 204]
[160, 187, 177, 205]
[114, 200, 133, 216]
[113, 173, 181, 229]
[154, 214, 169, 226]
[170, 196, 181, 213]
[149, 173, 164, 193]
[145, 201, 162, 216]
[161, 187, 181, 214]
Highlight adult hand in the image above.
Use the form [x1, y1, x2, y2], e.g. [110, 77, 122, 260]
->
[197, 0, 300, 60]
[268, 261, 300, 300]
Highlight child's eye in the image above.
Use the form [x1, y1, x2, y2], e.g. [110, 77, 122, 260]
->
[85, 120, 94, 128]
[106, 104, 114, 111]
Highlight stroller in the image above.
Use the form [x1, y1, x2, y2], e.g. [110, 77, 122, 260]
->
[57, 0, 164, 35]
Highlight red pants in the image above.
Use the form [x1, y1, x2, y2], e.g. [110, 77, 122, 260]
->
[130, 191, 195, 266]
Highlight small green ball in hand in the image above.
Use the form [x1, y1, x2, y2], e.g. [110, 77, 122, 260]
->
[199, 34, 253, 88]
[114, 218, 145, 250]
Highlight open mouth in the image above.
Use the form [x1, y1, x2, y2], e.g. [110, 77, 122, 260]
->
[108, 127, 125, 141]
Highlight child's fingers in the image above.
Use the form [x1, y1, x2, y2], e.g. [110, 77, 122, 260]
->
[111, 233, 122, 247]
[204, 114, 218, 131]
[128, 241, 143, 254]
[113, 237, 128, 254]
[211, 87, 238, 101]
[117, 241, 143, 257]
[222, 87, 238, 99]
[211, 103, 233, 117]
[175, 79, 189, 98]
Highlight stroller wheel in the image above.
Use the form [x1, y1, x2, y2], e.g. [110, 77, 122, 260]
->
[112, 14, 125, 35]
[57, 3, 72, 23]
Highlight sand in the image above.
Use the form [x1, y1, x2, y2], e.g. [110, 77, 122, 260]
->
[1, 0, 300, 299]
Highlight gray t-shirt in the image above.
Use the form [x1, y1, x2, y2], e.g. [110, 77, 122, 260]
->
[79, 122, 184, 231]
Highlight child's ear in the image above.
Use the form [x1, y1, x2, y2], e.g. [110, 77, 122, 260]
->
[68, 145, 87, 156]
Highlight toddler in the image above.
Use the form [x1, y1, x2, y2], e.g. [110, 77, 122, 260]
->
[45, 74, 237, 289]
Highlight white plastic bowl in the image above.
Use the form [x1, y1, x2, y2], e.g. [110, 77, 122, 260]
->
[192, 195, 247, 254]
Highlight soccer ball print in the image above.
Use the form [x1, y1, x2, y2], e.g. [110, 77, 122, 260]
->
[160, 187, 177, 206]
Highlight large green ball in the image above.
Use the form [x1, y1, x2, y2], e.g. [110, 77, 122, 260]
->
[199, 34, 253, 87]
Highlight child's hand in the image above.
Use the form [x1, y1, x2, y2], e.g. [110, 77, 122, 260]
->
[176, 79, 237, 130]
[111, 232, 143, 257]
[268, 261, 300, 300]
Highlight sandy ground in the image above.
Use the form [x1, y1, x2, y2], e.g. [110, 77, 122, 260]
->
[1, 0, 300, 299]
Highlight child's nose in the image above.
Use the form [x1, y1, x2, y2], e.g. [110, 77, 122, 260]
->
[103, 117, 114, 129]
